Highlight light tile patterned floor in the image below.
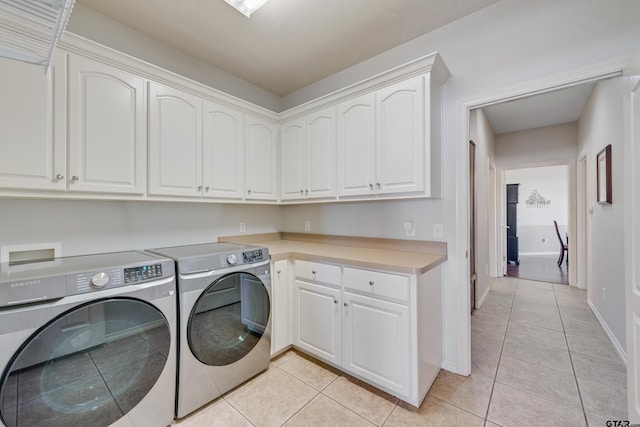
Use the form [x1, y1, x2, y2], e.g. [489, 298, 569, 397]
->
[173, 278, 627, 426]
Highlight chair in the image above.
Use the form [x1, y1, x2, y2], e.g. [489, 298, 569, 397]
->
[553, 220, 568, 266]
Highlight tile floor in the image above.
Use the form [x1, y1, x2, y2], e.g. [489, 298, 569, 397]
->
[173, 277, 627, 427]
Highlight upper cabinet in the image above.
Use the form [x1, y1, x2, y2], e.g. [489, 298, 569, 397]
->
[0, 33, 447, 205]
[148, 82, 203, 198]
[68, 55, 146, 194]
[0, 54, 66, 191]
[245, 116, 278, 201]
[280, 106, 337, 201]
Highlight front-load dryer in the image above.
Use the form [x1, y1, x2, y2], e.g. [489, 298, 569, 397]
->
[0, 251, 177, 427]
[147, 243, 270, 419]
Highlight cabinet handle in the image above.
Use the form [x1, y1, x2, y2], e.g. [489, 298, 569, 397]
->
[343, 302, 349, 307]
[276, 270, 281, 274]
[369, 183, 373, 190]
[334, 298, 338, 304]
[300, 189, 304, 195]
[369, 280, 375, 286]
[205, 186, 210, 192]
[197, 185, 203, 191]
[71, 175, 79, 182]
[56, 174, 64, 180]
[376, 182, 381, 189]
[247, 189, 252, 195]
[305, 189, 309, 195]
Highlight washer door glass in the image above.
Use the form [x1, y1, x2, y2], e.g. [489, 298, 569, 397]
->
[188, 272, 270, 366]
[0, 298, 170, 427]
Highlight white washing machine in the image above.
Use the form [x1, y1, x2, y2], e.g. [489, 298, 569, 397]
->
[147, 243, 270, 419]
[0, 251, 177, 427]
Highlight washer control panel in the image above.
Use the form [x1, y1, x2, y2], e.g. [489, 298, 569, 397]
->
[125, 264, 163, 283]
[243, 249, 265, 263]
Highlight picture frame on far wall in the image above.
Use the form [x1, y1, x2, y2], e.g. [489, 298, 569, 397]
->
[597, 144, 612, 204]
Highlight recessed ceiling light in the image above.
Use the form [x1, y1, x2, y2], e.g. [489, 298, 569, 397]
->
[224, 0, 269, 18]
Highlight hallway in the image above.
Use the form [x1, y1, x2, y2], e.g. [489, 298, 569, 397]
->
[466, 277, 627, 425]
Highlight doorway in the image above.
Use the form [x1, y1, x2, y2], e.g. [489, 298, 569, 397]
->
[504, 165, 570, 285]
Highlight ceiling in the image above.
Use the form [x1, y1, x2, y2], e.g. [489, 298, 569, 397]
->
[481, 82, 598, 135]
[76, 0, 499, 96]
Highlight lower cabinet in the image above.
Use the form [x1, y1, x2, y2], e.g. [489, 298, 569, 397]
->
[288, 259, 442, 406]
[342, 291, 410, 396]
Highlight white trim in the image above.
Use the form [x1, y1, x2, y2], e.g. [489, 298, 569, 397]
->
[457, 55, 631, 377]
[588, 299, 627, 364]
[476, 283, 491, 308]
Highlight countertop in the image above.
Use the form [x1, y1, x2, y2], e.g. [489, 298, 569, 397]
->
[219, 233, 447, 275]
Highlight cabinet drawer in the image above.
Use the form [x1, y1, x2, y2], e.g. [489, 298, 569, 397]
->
[343, 267, 409, 303]
[295, 260, 341, 286]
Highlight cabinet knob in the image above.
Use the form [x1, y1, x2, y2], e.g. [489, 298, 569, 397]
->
[248, 189, 252, 194]
[197, 185, 203, 191]
[305, 189, 309, 195]
[312, 270, 317, 275]
[56, 174, 64, 180]
[71, 175, 79, 182]
[376, 182, 381, 189]
[369, 183, 373, 190]
[369, 280, 375, 286]
[300, 190, 304, 195]
[205, 186, 210, 192]
[334, 298, 338, 304]
[276, 270, 281, 274]
[343, 302, 349, 307]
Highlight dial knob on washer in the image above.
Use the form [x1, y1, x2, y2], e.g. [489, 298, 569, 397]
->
[226, 254, 237, 266]
[91, 272, 110, 288]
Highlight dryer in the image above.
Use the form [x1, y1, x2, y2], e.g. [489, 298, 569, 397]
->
[147, 243, 270, 419]
[0, 251, 177, 427]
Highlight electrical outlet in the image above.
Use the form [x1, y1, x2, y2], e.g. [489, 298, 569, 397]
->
[304, 220, 311, 232]
[239, 222, 246, 233]
[602, 287, 606, 300]
[433, 224, 443, 238]
[403, 221, 415, 237]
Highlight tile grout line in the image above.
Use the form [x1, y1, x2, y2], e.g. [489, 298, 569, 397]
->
[553, 285, 590, 427]
[481, 278, 518, 426]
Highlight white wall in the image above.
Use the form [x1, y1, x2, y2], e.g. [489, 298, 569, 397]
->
[505, 166, 569, 255]
[0, 200, 282, 257]
[578, 78, 626, 353]
[469, 109, 496, 305]
[495, 123, 579, 167]
[67, 4, 282, 112]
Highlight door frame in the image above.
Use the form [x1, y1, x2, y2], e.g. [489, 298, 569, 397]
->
[456, 56, 630, 376]
[577, 154, 588, 290]
[469, 140, 476, 313]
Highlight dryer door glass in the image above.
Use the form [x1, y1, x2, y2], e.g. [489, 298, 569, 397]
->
[188, 272, 270, 366]
[0, 298, 170, 427]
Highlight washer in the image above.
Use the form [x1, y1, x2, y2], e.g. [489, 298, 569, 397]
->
[147, 243, 270, 419]
[0, 251, 177, 427]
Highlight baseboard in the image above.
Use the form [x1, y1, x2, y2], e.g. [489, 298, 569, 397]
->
[587, 299, 627, 365]
[476, 284, 491, 308]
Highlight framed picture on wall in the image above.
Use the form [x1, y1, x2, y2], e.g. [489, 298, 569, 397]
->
[597, 144, 612, 204]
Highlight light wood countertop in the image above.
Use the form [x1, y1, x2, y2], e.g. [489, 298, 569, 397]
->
[219, 233, 447, 275]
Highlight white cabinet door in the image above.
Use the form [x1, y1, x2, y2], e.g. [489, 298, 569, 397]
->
[280, 119, 305, 200]
[337, 93, 376, 197]
[0, 54, 66, 191]
[305, 107, 336, 199]
[68, 55, 146, 194]
[343, 291, 411, 396]
[294, 280, 341, 365]
[148, 82, 202, 197]
[376, 76, 425, 194]
[202, 101, 244, 199]
[271, 259, 291, 356]
[245, 116, 278, 201]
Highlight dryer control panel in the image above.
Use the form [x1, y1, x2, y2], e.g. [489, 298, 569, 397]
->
[125, 264, 163, 283]
[243, 249, 265, 263]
